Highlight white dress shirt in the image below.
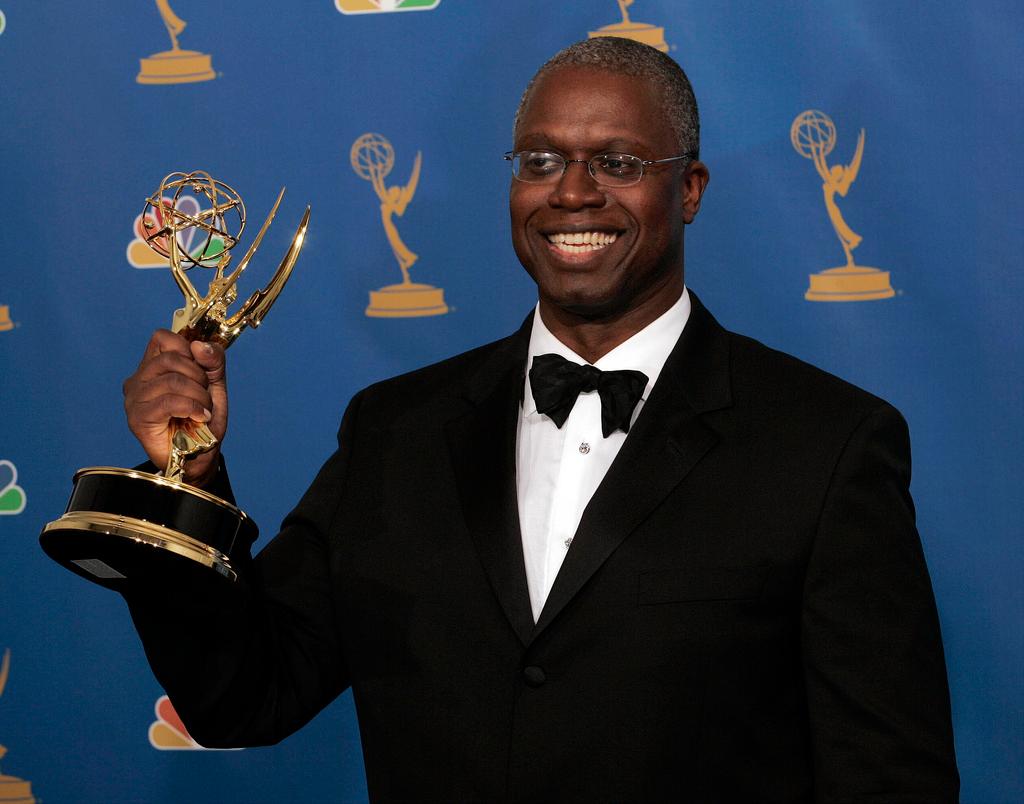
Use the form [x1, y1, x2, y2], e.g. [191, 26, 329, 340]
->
[516, 288, 692, 621]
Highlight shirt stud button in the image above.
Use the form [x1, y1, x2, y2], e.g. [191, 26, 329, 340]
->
[579, 442, 590, 454]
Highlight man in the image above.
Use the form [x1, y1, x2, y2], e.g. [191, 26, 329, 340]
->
[123, 38, 958, 801]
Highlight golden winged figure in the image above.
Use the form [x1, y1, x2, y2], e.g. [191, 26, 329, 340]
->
[372, 152, 422, 284]
[811, 128, 865, 267]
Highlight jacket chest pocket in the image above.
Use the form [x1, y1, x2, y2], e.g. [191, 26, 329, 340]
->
[638, 565, 772, 605]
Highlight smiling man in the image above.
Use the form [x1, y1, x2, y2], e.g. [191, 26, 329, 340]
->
[508, 58, 706, 361]
[122, 38, 958, 801]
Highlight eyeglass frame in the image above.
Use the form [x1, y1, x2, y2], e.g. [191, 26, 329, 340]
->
[503, 149, 698, 187]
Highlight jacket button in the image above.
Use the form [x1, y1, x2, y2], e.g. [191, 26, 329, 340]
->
[523, 666, 546, 687]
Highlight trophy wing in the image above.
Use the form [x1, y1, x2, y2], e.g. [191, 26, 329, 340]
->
[841, 129, 865, 191]
[397, 152, 422, 215]
[226, 204, 311, 336]
[214, 188, 287, 303]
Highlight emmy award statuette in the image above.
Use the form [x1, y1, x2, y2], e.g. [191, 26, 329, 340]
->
[0, 650, 37, 804]
[351, 133, 448, 318]
[791, 110, 894, 301]
[40, 171, 310, 588]
[589, 0, 668, 53]
[137, 0, 216, 85]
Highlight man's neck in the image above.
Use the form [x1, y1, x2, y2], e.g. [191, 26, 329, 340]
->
[537, 283, 685, 364]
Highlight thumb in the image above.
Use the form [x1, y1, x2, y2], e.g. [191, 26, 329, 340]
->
[190, 340, 226, 384]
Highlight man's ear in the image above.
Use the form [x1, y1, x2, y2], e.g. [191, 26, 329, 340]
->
[681, 161, 710, 224]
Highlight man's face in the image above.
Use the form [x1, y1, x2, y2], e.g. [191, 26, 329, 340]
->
[510, 65, 708, 324]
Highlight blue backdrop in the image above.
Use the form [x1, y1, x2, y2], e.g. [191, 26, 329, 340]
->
[1, 1, 1020, 801]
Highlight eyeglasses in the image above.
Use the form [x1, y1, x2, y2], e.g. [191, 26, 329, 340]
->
[504, 150, 697, 188]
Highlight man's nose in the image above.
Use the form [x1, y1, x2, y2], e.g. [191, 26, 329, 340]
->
[548, 161, 606, 210]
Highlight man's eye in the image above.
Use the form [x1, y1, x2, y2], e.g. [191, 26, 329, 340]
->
[523, 154, 562, 174]
[597, 155, 641, 177]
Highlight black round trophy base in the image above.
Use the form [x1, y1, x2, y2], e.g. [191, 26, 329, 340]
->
[40, 467, 258, 591]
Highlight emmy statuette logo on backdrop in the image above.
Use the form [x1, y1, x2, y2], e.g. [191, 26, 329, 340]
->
[0, 10, 6, 37]
[791, 110, 894, 301]
[0, 650, 38, 804]
[351, 133, 448, 318]
[0, 461, 26, 515]
[0, 306, 14, 332]
[137, 0, 216, 85]
[41, 171, 311, 589]
[589, 0, 668, 52]
[335, 0, 441, 14]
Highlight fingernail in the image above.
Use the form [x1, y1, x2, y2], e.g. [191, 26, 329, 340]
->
[202, 408, 212, 421]
[202, 342, 215, 355]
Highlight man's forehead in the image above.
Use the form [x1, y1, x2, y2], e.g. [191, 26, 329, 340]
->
[516, 129, 649, 153]
[516, 66, 671, 149]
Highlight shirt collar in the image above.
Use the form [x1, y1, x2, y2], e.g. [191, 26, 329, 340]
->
[522, 287, 691, 415]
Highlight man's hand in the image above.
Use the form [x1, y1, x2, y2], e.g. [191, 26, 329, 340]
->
[123, 329, 228, 488]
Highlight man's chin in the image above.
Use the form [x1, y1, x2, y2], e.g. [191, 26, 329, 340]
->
[540, 289, 630, 321]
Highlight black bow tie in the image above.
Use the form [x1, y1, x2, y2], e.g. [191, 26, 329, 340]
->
[529, 353, 649, 438]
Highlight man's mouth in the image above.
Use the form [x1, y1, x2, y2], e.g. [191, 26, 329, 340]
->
[545, 231, 619, 254]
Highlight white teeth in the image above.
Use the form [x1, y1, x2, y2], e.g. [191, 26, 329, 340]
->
[546, 231, 618, 252]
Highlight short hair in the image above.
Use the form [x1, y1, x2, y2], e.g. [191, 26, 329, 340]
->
[513, 37, 700, 157]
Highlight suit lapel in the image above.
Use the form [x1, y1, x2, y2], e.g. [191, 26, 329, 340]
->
[533, 294, 733, 638]
[445, 319, 535, 646]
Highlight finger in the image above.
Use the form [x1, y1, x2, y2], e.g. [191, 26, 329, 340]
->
[139, 329, 191, 367]
[134, 350, 210, 387]
[137, 393, 213, 425]
[131, 374, 214, 419]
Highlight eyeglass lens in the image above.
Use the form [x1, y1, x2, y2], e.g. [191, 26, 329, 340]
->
[511, 151, 645, 186]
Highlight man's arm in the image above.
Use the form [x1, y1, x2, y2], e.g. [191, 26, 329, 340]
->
[120, 330, 357, 746]
[802, 403, 959, 801]
[122, 400, 361, 747]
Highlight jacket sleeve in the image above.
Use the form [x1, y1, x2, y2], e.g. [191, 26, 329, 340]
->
[122, 390, 367, 748]
[801, 402, 959, 801]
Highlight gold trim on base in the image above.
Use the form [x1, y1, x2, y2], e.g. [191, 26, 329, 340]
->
[42, 510, 236, 581]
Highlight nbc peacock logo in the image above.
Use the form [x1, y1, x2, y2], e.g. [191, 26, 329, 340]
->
[149, 694, 203, 749]
[0, 461, 26, 516]
[127, 194, 227, 269]
[149, 694, 243, 750]
[336, 0, 440, 14]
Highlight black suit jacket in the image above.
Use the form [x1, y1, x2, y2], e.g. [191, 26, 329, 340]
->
[128, 295, 958, 802]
